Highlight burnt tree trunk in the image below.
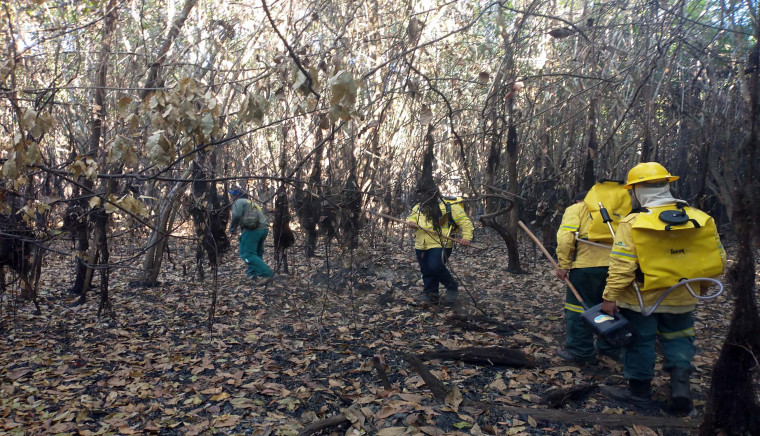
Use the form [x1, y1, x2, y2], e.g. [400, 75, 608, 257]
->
[66, 203, 89, 295]
[273, 186, 295, 273]
[190, 151, 229, 280]
[640, 110, 654, 163]
[74, 0, 119, 299]
[296, 123, 326, 257]
[700, 41, 760, 436]
[341, 151, 362, 250]
[480, 46, 522, 273]
[504, 118, 522, 273]
[582, 99, 597, 190]
[92, 208, 111, 317]
[139, 0, 198, 100]
[699, 186, 760, 435]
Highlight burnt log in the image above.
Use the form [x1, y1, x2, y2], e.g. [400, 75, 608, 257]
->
[447, 313, 515, 333]
[297, 413, 348, 436]
[417, 347, 534, 368]
[372, 355, 393, 390]
[542, 384, 597, 408]
[494, 405, 698, 430]
[402, 353, 450, 402]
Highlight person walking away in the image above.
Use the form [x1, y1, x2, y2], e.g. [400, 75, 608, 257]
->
[229, 188, 274, 283]
[406, 187, 473, 305]
[555, 184, 628, 364]
[601, 162, 726, 415]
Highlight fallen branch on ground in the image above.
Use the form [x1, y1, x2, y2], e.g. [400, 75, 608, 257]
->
[403, 353, 450, 402]
[373, 355, 393, 390]
[297, 413, 348, 436]
[494, 405, 699, 429]
[542, 384, 597, 408]
[447, 313, 514, 333]
[418, 347, 534, 368]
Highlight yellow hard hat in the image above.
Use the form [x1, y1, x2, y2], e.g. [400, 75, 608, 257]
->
[623, 162, 679, 189]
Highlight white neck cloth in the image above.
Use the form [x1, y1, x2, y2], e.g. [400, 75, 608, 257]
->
[633, 184, 684, 208]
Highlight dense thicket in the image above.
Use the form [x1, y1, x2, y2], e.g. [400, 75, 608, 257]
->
[2, 0, 759, 433]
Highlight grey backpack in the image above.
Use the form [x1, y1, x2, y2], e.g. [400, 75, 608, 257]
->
[240, 201, 262, 230]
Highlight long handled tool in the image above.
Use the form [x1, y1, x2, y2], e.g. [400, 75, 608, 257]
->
[517, 221, 585, 304]
[369, 210, 485, 249]
[518, 220, 637, 347]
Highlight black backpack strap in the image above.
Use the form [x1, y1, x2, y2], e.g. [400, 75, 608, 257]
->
[443, 199, 457, 228]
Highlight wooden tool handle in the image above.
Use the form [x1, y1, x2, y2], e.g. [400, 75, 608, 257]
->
[370, 210, 485, 250]
[517, 220, 587, 308]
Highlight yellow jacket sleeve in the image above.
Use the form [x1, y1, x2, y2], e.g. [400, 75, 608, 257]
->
[556, 202, 582, 270]
[450, 203, 474, 241]
[602, 219, 638, 302]
[407, 204, 421, 224]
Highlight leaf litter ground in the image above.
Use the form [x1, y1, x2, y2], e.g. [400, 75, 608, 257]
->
[0, 224, 740, 435]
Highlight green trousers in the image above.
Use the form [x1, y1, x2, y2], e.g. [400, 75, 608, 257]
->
[619, 308, 695, 381]
[239, 228, 273, 279]
[565, 267, 617, 358]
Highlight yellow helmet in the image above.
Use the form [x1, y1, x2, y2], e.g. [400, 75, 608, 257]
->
[623, 162, 679, 189]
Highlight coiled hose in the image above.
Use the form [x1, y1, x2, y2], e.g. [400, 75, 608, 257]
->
[635, 277, 724, 316]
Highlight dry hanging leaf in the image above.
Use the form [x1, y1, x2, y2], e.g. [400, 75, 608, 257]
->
[408, 18, 423, 42]
[419, 104, 433, 125]
[319, 114, 330, 130]
[549, 27, 576, 38]
[117, 96, 133, 117]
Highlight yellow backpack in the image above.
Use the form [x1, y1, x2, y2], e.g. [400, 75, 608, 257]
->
[583, 181, 632, 242]
[631, 204, 724, 291]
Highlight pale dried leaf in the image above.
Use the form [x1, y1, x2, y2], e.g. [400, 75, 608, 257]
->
[445, 385, 463, 412]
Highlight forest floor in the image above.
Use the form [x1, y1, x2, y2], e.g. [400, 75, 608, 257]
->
[0, 221, 746, 435]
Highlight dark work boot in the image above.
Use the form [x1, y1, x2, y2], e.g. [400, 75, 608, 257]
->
[418, 291, 439, 305]
[557, 348, 598, 365]
[602, 379, 654, 409]
[667, 368, 693, 415]
[443, 287, 458, 306]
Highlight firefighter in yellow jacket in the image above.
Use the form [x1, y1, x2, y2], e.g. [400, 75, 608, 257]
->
[601, 162, 726, 415]
[556, 192, 619, 364]
[407, 188, 473, 305]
